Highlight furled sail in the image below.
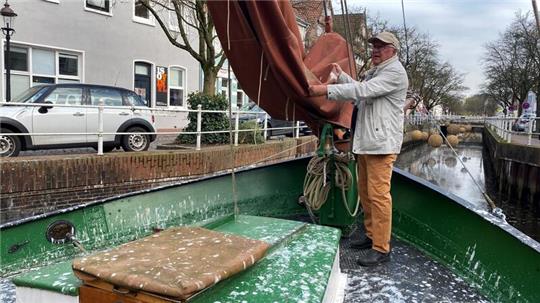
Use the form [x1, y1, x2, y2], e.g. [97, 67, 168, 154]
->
[207, 0, 356, 135]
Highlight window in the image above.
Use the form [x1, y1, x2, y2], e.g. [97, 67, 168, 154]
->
[32, 49, 55, 76]
[90, 88, 123, 106]
[220, 78, 228, 98]
[125, 91, 147, 106]
[134, 1, 154, 25]
[168, 0, 181, 31]
[237, 91, 244, 108]
[59, 54, 78, 76]
[3, 44, 82, 101]
[5, 47, 28, 72]
[86, 0, 110, 14]
[9, 75, 31, 100]
[169, 67, 185, 107]
[134, 61, 152, 104]
[135, 2, 149, 19]
[33, 76, 55, 85]
[44, 87, 83, 105]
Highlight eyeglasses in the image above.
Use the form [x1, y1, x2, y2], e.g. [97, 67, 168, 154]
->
[371, 44, 394, 50]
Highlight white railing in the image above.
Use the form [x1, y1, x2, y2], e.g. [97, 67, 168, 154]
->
[405, 113, 539, 146]
[0, 102, 309, 155]
[405, 114, 487, 126]
[485, 116, 539, 146]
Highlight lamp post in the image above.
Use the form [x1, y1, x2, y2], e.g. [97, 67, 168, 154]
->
[1, 1, 17, 102]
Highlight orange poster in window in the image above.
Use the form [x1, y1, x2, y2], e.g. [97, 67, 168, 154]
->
[156, 66, 168, 93]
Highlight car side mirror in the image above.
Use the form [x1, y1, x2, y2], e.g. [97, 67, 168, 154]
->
[38, 101, 54, 114]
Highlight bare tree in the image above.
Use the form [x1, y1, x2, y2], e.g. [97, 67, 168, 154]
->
[138, 0, 225, 95]
[483, 13, 539, 116]
[463, 94, 499, 116]
[360, 18, 466, 113]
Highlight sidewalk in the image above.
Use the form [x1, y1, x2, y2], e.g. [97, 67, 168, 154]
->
[510, 133, 540, 147]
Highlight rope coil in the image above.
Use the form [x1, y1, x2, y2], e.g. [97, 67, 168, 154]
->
[303, 153, 360, 217]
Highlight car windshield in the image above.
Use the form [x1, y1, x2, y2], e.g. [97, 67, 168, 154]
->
[241, 103, 265, 112]
[11, 86, 48, 103]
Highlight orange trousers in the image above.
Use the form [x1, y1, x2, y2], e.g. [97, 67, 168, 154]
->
[357, 154, 397, 253]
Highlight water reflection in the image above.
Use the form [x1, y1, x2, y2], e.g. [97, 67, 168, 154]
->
[396, 143, 540, 243]
[396, 144, 488, 209]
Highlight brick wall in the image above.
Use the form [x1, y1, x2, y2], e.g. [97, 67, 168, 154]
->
[1, 137, 318, 224]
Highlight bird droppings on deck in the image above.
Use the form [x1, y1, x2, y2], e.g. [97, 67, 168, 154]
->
[340, 234, 492, 303]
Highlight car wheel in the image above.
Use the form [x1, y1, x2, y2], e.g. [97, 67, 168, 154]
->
[121, 127, 150, 152]
[0, 129, 22, 157]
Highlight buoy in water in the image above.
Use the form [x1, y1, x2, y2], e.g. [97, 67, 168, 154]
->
[446, 135, 459, 147]
[410, 130, 423, 141]
[422, 131, 429, 140]
[447, 124, 460, 135]
[428, 134, 443, 147]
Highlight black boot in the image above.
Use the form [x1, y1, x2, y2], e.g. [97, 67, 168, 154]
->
[357, 249, 390, 267]
[349, 235, 372, 250]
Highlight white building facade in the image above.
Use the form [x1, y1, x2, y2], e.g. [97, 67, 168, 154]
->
[1, 0, 203, 129]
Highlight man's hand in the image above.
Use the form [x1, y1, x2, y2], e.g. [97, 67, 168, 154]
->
[309, 84, 328, 97]
[331, 63, 343, 77]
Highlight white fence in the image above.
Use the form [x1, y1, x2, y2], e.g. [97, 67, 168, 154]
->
[405, 113, 539, 146]
[0, 102, 309, 155]
[484, 116, 539, 146]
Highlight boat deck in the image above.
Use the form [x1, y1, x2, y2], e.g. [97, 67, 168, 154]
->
[1, 216, 491, 303]
[341, 232, 490, 303]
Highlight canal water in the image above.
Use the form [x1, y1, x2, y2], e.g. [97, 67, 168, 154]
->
[395, 143, 540, 243]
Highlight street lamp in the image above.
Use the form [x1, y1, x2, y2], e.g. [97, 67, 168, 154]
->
[1, 1, 17, 102]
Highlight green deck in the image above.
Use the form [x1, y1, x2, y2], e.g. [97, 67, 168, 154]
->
[10, 215, 340, 303]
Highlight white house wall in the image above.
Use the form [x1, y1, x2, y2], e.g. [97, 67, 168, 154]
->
[1, 0, 201, 130]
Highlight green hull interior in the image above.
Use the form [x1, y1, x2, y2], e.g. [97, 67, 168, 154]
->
[1, 158, 539, 302]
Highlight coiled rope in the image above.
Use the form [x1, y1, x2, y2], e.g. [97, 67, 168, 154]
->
[303, 153, 360, 217]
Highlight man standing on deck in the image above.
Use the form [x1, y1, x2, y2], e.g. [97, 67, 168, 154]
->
[309, 32, 409, 266]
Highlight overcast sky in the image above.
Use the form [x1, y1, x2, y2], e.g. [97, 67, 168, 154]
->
[345, 0, 535, 95]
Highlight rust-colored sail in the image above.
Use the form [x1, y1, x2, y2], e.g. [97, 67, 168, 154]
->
[207, 0, 355, 135]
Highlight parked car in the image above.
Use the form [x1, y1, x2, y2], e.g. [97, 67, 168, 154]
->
[0, 84, 156, 157]
[512, 113, 536, 132]
[234, 103, 312, 137]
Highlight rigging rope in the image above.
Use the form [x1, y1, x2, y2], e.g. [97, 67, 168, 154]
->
[225, 8, 238, 219]
[303, 153, 360, 217]
[429, 119, 504, 219]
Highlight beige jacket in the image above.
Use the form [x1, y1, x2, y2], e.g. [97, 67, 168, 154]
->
[327, 56, 408, 154]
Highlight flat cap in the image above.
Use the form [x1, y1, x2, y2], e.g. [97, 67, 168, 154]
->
[368, 31, 400, 50]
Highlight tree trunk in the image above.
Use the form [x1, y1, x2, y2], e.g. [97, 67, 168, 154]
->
[202, 66, 217, 96]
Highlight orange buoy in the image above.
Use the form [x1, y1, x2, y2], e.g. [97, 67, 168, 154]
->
[410, 130, 423, 141]
[447, 135, 459, 147]
[428, 134, 443, 147]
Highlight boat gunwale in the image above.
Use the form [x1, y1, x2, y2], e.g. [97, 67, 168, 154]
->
[393, 166, 540, 254]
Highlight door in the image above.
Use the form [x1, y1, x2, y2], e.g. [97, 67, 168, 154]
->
[32, 86, 86, 145]
[86, 87, 132, 143]
[134, 62, 152, 105]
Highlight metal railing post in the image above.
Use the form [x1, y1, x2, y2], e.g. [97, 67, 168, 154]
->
[97, 101, 104, 156]
[196, 104, 202, 151]
[263, 113, 268, 140]
[295, 121, 300, 138]
[528, 118, 533, 146]
[234, 110, 239, 146]
[507, 117, 512, 142]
